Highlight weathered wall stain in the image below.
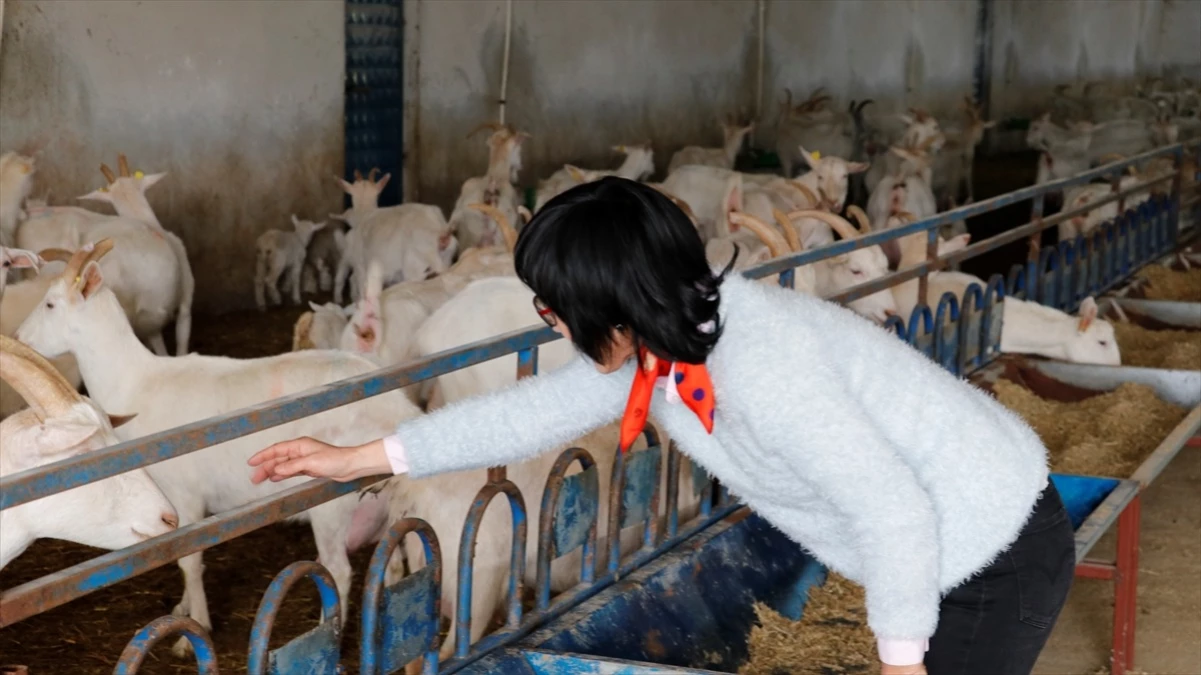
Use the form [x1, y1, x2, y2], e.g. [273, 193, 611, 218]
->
[0, 0, 343, 314]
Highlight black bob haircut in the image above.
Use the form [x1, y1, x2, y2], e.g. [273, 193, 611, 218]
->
[514, 177, 734, 365]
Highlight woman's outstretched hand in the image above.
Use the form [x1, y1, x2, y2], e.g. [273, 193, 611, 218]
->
[248, 437, 390, 484]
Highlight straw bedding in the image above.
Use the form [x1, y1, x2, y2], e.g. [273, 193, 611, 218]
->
[1114, 322, 1201, 370]
[741, 574, 875, 675]
[993, 379, 1189, 477]
[1136, 265, 1201, 302]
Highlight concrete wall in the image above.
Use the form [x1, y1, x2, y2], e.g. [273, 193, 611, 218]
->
[0, 0, 344, 313]
[2, 0, 1197, 312]
[407, 0, 1198, 206]
[990, 0, 1201, 120]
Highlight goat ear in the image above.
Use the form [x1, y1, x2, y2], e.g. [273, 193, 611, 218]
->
[5, 249, 42, 270]
[292, 312, 315, 351]
[797, 146, 817, 169]
[1077, 297, 1098, 333]
[352, 301, 381, 355]
[78, 187, 113, 203]
[78, 260, 105, 299]
[139, 172, 167, 191]
[374, 173, 392, 191]
[307, 301, 325, 313]
[35, 419, 102, 456]
[847, 161, 870, 174]
[291, 214, 303, 229]
[338, 177, 354, 193]
[899, 113, 915, 125]
[108, 413, 137, 429]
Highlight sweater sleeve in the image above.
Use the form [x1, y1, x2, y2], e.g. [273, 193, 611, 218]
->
[392, 355, 632, 478]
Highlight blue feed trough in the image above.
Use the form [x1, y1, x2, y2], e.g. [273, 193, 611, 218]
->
[447, 474, 1134, 674]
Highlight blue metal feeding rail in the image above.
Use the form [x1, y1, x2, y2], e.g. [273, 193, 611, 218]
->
[1, 142, 1198, 666]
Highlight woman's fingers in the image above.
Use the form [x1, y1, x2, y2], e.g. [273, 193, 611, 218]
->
[248, 438, 324, 483]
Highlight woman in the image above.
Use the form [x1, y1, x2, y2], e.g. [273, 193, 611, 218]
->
[249, 177, 1074, 675]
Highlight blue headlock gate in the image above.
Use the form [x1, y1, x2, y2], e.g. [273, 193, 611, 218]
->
[1, 142, 1198, 675]
[345, 0, 404, 206]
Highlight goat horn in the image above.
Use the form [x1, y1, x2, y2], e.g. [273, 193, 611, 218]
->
[846, 205, 872, 235]
[61, 238, 115, 286]
[99, 163, 117, 184]
[787, 209, 860, 241]
[117, 154, 131, 177]
[518, 205, 533, 225]
[467, 203, 517, 253]
[650, 186, 700, 227]
[772, 208, 803, 253]
[37, 247, 76, 263]
[353, 169, 363, 181]
[787, 180, 820, 208]
[892, 210, 918, 224]
[728, 212, 790, 258]
[0, 334, 81, 421]
[368, 167, 380, 182]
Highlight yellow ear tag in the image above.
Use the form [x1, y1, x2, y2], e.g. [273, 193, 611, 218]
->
[811, 151, 822, 161]
[134, 170, 144, 179]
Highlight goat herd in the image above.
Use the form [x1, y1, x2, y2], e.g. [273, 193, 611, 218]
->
[0, 73, 1196, 665]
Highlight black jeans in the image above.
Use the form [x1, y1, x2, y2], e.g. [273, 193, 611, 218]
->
[926, 483, 1076, 675]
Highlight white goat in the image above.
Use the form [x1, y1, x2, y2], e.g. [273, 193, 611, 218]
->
[333, 203, 456, 304]
[447, 124, 529, 251]
[0, 245, 39, 303]
[1000, 296, 1120, 366]
[0, 334, 178, 570]
[535, 143, 656, 210]
[1058, 171, 1150, 242]
[931, 96, 996, 207]
[774, 89, 857, 177]
[776, 208, 897, 323]
[864, 109, 946, 194]
[1, 258, 83, 420]
[0, 151, 37, 248]
[667, 117, 754, 172]
[303, 221, 347, 293]
[16, 155, 194, 356]
[291, 301, 354, 352]
[16, 239, 422, 657]
[254, 215, 325, 310]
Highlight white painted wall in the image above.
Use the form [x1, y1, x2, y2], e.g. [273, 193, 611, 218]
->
[1, 0, 1196, 311]
[991, 0, 1201, 120]
[0, 0, 344, 312]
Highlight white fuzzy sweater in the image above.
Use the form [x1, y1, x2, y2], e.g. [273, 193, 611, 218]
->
[390, 274, 1049, 647]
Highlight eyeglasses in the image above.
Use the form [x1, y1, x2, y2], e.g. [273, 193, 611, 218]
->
[533, 296, 557, 327]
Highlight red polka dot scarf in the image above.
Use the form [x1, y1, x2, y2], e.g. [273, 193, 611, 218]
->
[619, 346, 715, 452]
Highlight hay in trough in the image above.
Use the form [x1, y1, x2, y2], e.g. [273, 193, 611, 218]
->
[1114, 322, 1201, 370]
[1136, 265, 1201, 302]
[740, 574, 875, 675]
[994, 379, 1188, 477]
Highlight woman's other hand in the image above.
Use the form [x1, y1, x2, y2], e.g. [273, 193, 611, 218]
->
[880, 663, 926, 675]
[248, 437, 390, 484]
